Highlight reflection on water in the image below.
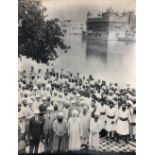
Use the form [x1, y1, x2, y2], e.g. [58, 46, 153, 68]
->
[20, 35, 135, 87]
[86, 40, 108, 64]
[54, 35, 135, 87]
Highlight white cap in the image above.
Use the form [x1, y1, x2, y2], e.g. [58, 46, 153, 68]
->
[46, 84, 51, 88]
[57, 112, 64, 117]
[71, 99, 76, 104]
[27, 99, 33, 104]
[76, 94, 80, 98]
[42, 96, 47, 101]
[36, 94, 41, 98]
[47, 106, 54, 111]
[72, 109, 78, 115]
[127, 100, 133, 106]
[33, 86, 38, 90]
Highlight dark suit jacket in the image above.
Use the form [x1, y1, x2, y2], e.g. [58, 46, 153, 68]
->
[29, 116, 45, 141]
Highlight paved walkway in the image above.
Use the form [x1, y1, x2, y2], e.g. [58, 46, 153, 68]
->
[25, 138, 135, 153]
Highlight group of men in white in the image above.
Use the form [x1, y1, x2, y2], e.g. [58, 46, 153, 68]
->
[18, 66, 136, 153]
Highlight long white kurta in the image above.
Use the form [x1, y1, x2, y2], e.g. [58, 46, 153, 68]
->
[116, 109, 131, 135]
[68, 117, 82, 151]
[89, 118, 102, 150]
[99, 105, 107, 129]
[80, 114, 90, 139]
[105, 106, 117, 132]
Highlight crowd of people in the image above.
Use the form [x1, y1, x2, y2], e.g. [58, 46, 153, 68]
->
[18, 66, 136, 153]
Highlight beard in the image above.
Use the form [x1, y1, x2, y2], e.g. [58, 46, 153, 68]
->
[122, 107, 126, 111]
[58, 118, 63, 123]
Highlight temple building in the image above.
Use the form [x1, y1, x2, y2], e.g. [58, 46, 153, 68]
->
[86, 8, 136, 41]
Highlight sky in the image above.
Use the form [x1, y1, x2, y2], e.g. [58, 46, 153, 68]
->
[41, 0, 136, 21]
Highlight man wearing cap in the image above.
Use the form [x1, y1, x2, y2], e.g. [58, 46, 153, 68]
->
[33, 94, 41, 110]
[105, 100, 117, 139]
[53, 112, 68, 152]
[28, 109, 45, 153]
[115, 103, 132, 143]
[88, 99, 96, 117]
[53, 102, 59, 119]
[89, 111, 102, 151]
[68, 109, 82, 151]
[39, 97, 48, 116]
[63, 100, 70, 121]
[68, 99, 79, 119]
[43, 106, 55, 152]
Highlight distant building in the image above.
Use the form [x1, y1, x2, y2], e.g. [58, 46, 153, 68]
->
[86, 8, 136, 41]
[59, 20, 86, 35]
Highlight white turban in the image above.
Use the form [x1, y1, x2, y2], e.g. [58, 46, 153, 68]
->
[72, 109, 78, 116]
[57, 112, 64, 117]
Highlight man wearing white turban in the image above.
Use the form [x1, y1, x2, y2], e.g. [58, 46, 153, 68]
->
[89, 111, 102, 151]
[68, 109, 83, 151]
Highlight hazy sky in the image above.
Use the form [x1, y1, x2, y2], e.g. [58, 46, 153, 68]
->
[42, 0, 136, 21]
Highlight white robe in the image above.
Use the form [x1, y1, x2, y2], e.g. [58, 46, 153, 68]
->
[68, 117, 82, 151]
[105, 106, 117, 132]
[80, 114, 90, 139]
[116, 109, 131, 135]
[63, 107, 69, 121]
[99, 105, 107, 129]
[89, 118, 102, 150]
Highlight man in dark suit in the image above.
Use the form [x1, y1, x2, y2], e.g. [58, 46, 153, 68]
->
[28, 109, 45, 153]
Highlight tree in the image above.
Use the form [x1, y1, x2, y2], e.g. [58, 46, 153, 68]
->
[18, 0, 66, 64]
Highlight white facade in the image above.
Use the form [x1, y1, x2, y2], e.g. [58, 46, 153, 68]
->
[59, 20, 86, 35]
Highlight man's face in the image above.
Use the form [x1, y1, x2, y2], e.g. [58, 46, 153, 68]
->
[72, 113, 77, 118]
[23, 101, 27, 107]
[122, 104, 126, 111]
[43, 100, 47, 104]
[94, 115, 99, 122]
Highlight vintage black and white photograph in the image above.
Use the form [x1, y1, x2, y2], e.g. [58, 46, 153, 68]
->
[18, 0, 136, 154]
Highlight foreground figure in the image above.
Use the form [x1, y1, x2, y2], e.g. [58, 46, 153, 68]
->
[116, 103, 131, 143]
[28, 109, 44, 153]
[53, 112, 68, 152]
[68, 109, 82, 151]
[89, 111, 102, 150]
